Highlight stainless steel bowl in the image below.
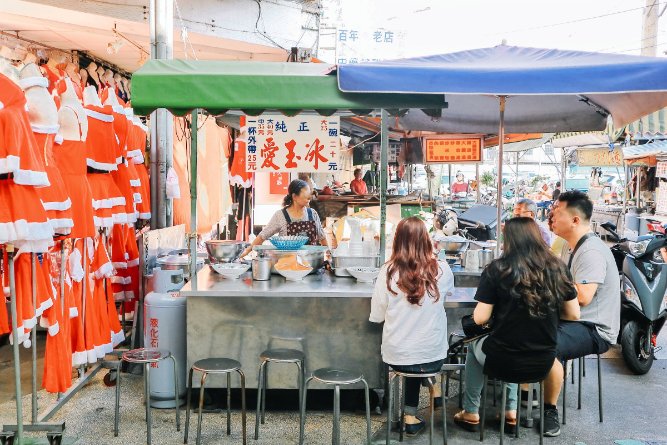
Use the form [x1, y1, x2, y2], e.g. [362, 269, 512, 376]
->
[254, 245, 327, 274]
[205, 240, 249, 263]
[433, 239, 469, 254]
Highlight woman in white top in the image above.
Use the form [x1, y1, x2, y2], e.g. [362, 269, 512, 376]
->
[369, 217, 455, 435]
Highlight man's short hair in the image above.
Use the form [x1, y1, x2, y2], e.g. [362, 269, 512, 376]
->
[515, 198, 537, 217]
[556, 181, 561, 187]
[558, 190, 593, 221]
[354, 168, 362, 176]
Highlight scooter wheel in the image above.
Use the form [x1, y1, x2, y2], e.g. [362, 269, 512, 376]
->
[621, 320, 654, 375]
[103, 370, 118, 387]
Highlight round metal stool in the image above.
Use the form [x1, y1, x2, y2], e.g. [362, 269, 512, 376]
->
[387, 364, 464, 445]
[254, 348, 305, 440]
[114, 348, 181, 445]
[184, 358, 247, 445]
[299, 367, 371, 445]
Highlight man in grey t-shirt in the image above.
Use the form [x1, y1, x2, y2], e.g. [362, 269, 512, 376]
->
[540, 190, 620, 437]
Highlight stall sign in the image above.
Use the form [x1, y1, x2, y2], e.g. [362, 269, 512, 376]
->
[269, 172, 290, 195]
[368, 142, 401, 163]
[245, 115, 341, 173]
[424, 138, 482, 163]
[576, 148, 623, 167]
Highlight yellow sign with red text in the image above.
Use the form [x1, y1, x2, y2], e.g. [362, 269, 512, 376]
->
[424, 138, 482, 163]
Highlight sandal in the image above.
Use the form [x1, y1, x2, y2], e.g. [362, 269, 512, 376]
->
[495, 413, 517, 434]
[404, 416, 425, 436]
[454, 410, 480, 432]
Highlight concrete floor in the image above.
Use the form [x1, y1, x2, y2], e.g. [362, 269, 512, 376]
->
[0, 354, 666, 444]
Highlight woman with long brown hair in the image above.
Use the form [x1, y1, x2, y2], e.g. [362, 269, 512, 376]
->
[370, 217, 454, 435]
[454, 217, 580, 434]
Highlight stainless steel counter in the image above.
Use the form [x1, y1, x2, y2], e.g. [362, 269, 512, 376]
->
[183, 266, 479, 390]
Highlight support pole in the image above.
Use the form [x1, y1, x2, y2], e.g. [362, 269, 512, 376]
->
[476, 163, 480, 203]
[496, 96, 507, 257]
[8, 246, 23, 443]
[515, 152, 520, 200]
[561, 148, 567, 191]
[190, 110, 199, 285]
[31, 253, 38, 422]
[379, 110, 389, 264]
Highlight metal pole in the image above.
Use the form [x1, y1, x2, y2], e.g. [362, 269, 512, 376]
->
[149, 0, 158, 228]
[379, 109, 389, 264]
[31, 253, 38, 422]
[636, 167, 642, 208]
[190, 110, 199, 285]
[515, 152, 520, 199]
[496, 96, 507, 257]
[7, 246, 24, 442]
[476, 163, 480, 203]
[561, 148, 567, 191]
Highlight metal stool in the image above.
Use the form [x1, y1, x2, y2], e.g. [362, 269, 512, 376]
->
[184, 358, 247, 445]
[299, 367, 371, 445]
[480, 376, 544, 445]
[254, 348, 305, 440]
[114, 348, 181, 445]
[387, 364, 465, 445]
[562, 354, 603, 425]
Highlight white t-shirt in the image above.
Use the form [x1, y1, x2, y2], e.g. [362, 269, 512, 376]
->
[369, 261, 454, 366]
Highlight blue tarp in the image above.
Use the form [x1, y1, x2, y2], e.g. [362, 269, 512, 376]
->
[338, 45, 667, 133]
[623, 140, 667, 161]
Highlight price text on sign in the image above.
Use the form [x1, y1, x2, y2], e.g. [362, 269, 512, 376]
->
[424, 138, 482, 163]
[576, 148, 623, 167]
[245, 115, 341, 172]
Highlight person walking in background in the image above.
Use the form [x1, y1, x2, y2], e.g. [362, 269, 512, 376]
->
[542, 190, 620, 437]
[369, 217, 454, 435]
[453, 218, 580, 434]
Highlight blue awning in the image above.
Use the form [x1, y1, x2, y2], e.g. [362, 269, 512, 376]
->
[338, 45, 667, 133]
[623, 140, 667, 160]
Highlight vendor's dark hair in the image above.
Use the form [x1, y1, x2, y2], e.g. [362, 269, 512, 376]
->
[558, 190, 593, 221]
[493, 217, 575, 318]
[283, 179, 309, 207]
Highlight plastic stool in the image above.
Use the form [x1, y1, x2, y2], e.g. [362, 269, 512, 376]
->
[184, 358, 247, 445]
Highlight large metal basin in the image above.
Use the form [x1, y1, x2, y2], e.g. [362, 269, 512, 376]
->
[254, 245, 327, 274]
[205, 240, 249, 263]
[433, 239, 469, 254]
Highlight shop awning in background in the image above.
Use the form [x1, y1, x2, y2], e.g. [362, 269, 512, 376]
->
[131, 59, 446, 116]
[626, 109, 667, 140]
[486, 133, 555, 153]
[623, 140, 667, 165]
[338, 45, 667, 133]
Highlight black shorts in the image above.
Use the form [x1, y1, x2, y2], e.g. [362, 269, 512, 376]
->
[556, 321, 610, 362]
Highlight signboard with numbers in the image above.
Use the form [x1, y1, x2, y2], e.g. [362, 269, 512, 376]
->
[245, 115, 341, 173]
[424, 138, 482, 163]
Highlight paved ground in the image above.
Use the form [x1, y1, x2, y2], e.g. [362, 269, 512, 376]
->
[1, 351, 666, 444]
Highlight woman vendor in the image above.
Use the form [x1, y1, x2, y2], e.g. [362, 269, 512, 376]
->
[240, 179, 328, 257]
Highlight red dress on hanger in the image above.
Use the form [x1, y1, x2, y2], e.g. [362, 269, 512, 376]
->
[52, 106, 96, 239]
[84, 104, 126, 228]
[91, 237, 113, 358]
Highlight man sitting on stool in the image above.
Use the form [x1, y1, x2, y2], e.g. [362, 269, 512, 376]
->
[542, 190, 620, 437]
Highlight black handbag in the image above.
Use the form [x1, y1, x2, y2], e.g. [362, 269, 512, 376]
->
[461, 314, 493, 339]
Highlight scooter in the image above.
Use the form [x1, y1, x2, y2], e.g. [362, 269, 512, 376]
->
[600, 221, 667, 374]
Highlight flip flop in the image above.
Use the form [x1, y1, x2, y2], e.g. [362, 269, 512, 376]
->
[454, 410, 480, 432]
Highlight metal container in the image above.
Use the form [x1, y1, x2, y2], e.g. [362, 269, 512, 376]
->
[254, 245, 327, 274]
[433, 239, 470, 254]
[156, 251, 204, 278]
[251, 257, 272, 281]
[205, 240, 249, 263]
[478, 249, 495, 268]
[332, 255, 381, 277]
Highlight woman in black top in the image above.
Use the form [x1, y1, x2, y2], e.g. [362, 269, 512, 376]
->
[454, 217, 580, 432]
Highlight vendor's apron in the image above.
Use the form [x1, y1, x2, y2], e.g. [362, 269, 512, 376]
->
[282, 208, 319, 245]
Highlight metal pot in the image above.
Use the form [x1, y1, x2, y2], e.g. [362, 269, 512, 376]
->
[205, 240, 249, 263]
[254, 245, 327, 274]
[252, 257, 272, 281]
[478, 249, 495, 268]
[156, 251, 204, 278]
[433, 239, 469, 254]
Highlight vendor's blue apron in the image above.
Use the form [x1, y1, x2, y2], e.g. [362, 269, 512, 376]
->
[282, 208, 319, 245]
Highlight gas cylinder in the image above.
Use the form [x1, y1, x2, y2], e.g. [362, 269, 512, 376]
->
[144, 267, 186, 408]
